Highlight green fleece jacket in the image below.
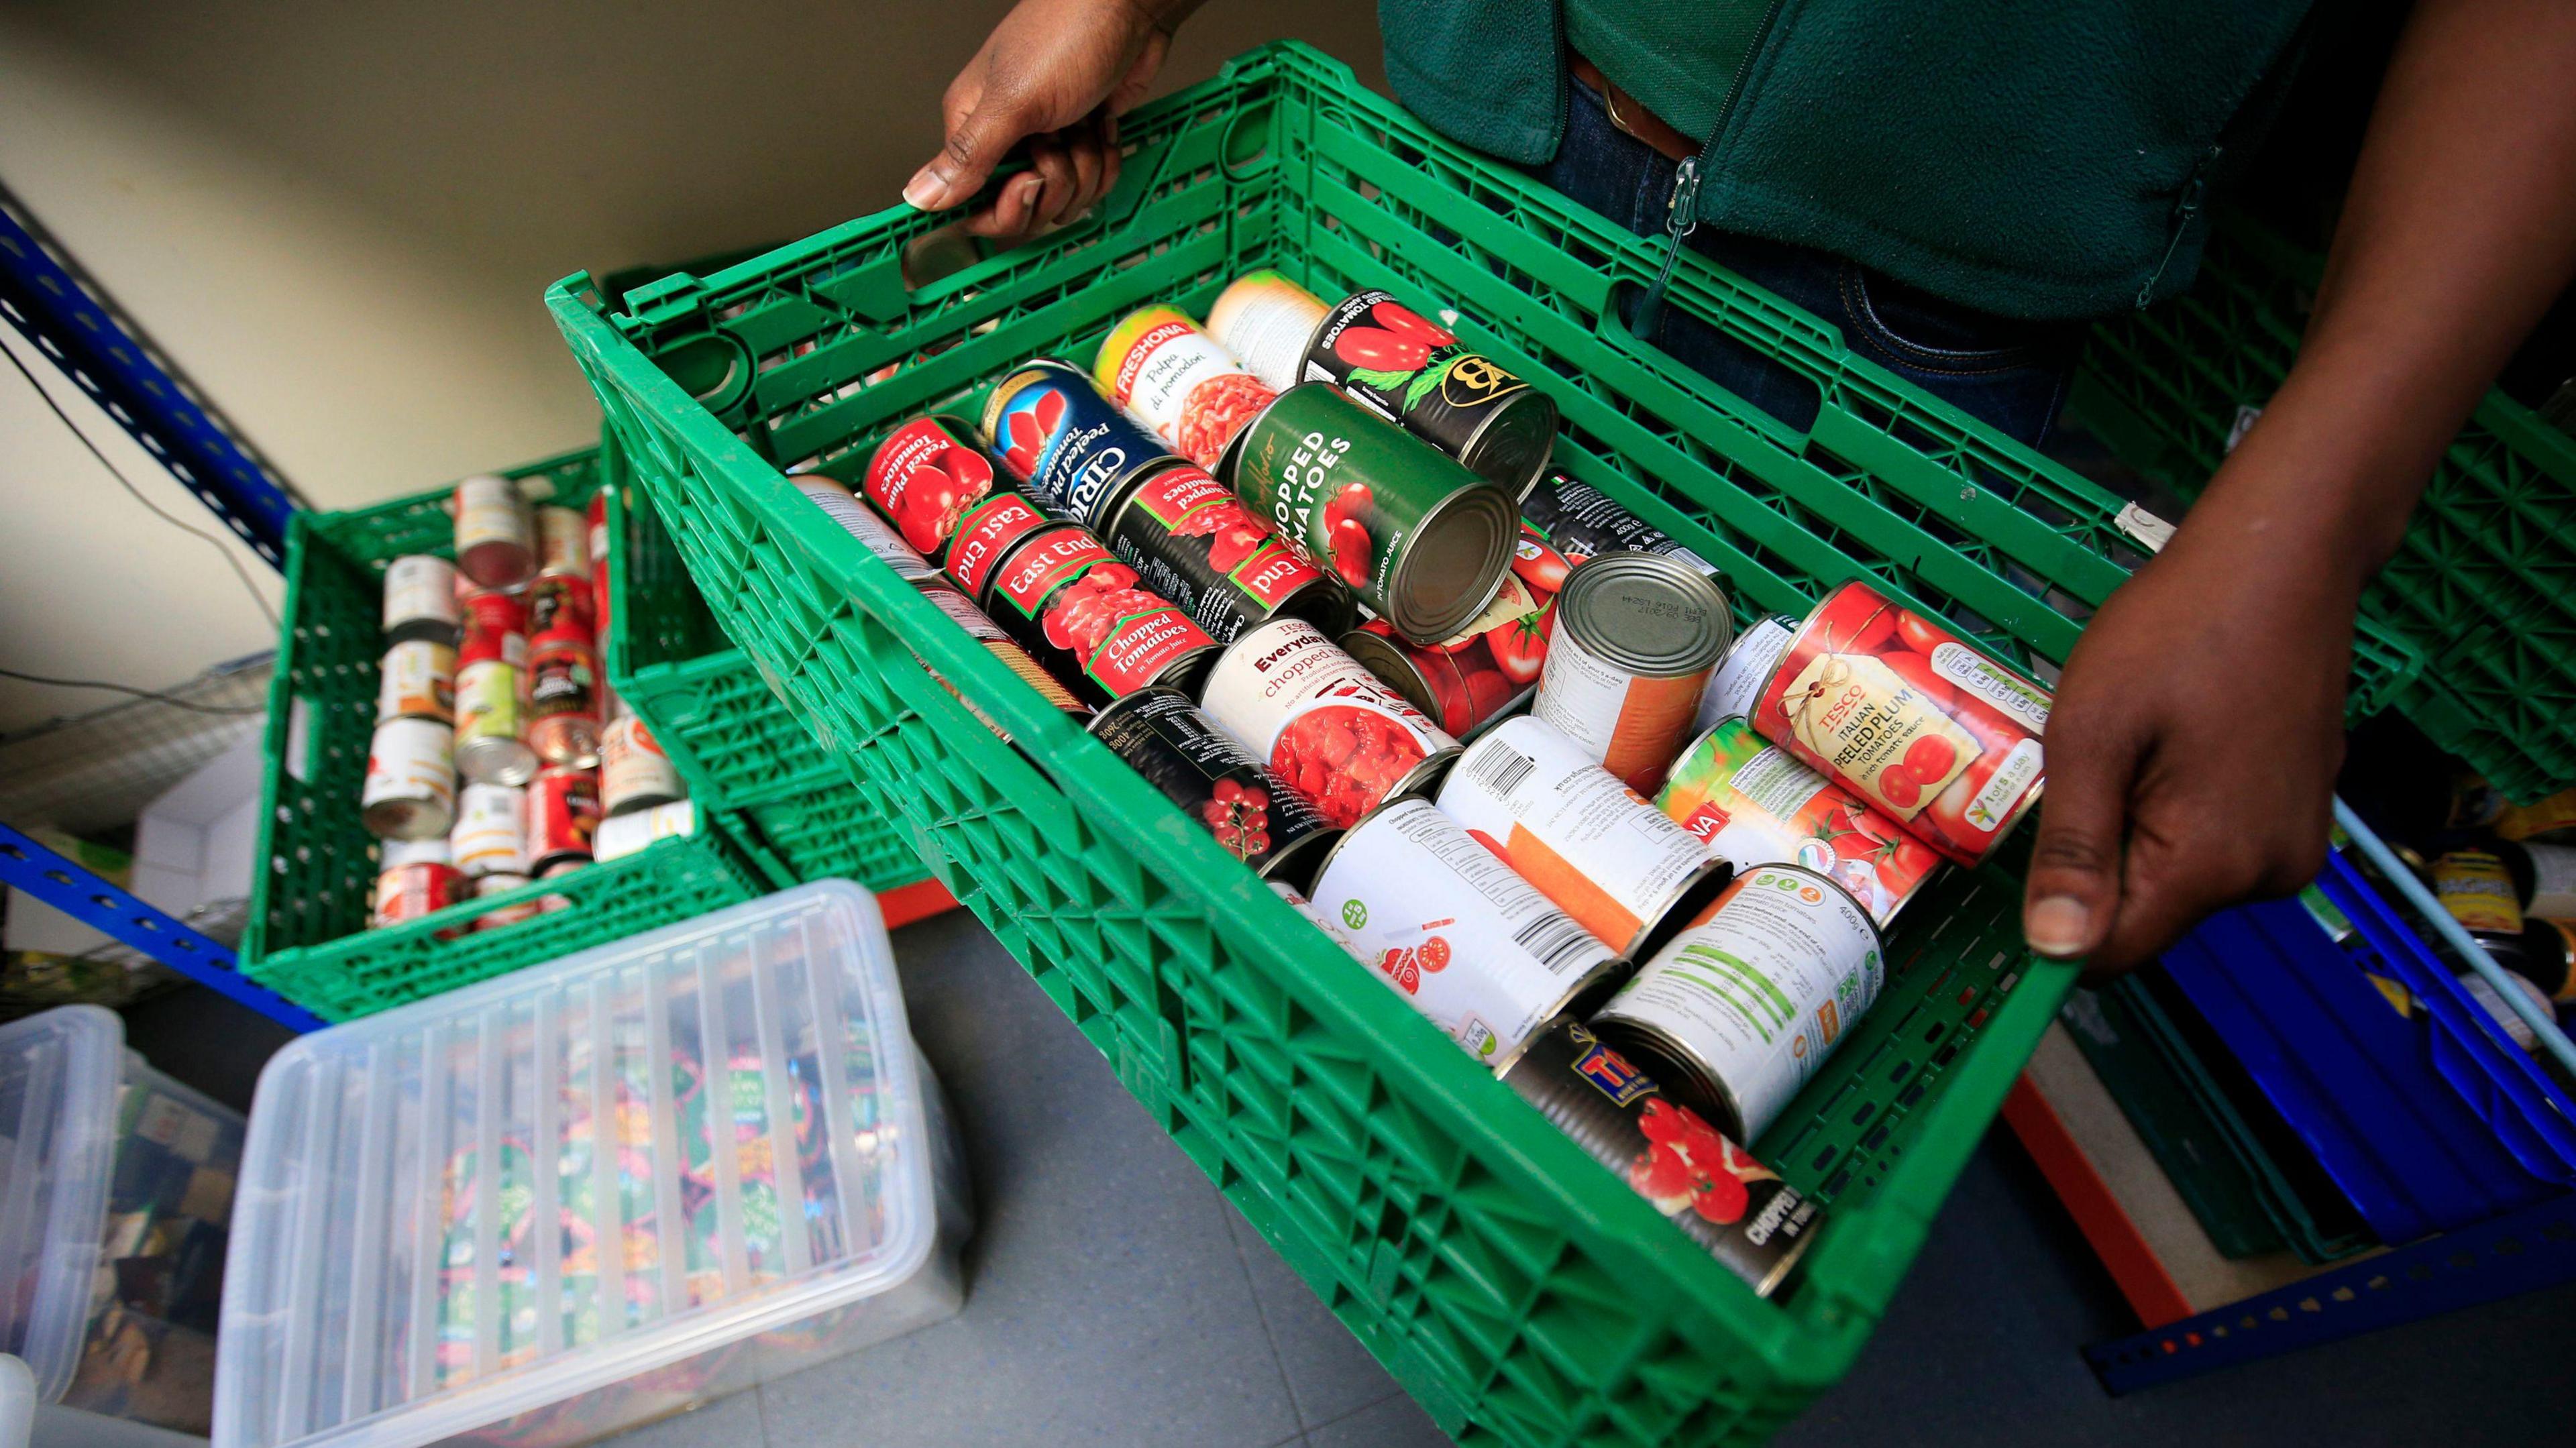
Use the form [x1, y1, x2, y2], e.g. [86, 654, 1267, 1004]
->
[1377, 0, 2316, 319]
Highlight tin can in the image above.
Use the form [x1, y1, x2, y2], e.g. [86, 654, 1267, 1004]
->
[1200, 617, 1462, 828]
[455, 590, 536, 785]
[1754, 580, 2050, 867]
[535, 504, 589, 577]
[528, 767, 601, 873]
[942, 492, 1051, 602]
[376, 639, 456, 725]
[596, 800, 695, 862]
[1088, 686, 1341, 888]
[453, 473, 534, 588]
[912, 581, 1092, 736]
[1657, 718, 1940, 927]
[1534, 553, 1731, 796]
[1203, 270, 1330, 391]
[1269, 879, 1361, 953]
[2500, 788, 2576, 844]
[372, 841, 466, 928]
[1592, 864, 1885, 1143]
[1094, 305, 1278, 470]
[792, 475, 940, 583]
[449, 781, 529, 877]
[2434, 848, 2526, 944]
[979, 522, 1218, 704]
[1695, 616, 1796, 738]
[1499, 1017, 1819, 1297]
[600, 710, 684, 815]
[587, 492, 611, 642]
[360, 717, 456, 840]
[1097, 459, 1350, 643]
[473, 873, 541, 932]
[1308, 797, 1626, 1068]
[1222, 382, 1516, 644]
[2515, 920, 2576, 1001]
[1340, 569, 1550, 738]
[1438, 716, 1730, 958]
[862, 416, 1002, 560]
[526, 608, 603, 769]
[981, 360, 1175, 527]
[382, 555, 460, 645]
[1521, 472, 1719, 576]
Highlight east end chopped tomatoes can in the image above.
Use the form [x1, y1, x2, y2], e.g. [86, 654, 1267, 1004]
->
[1658, 717, 1939, 926]
[861, 416, 1002, 563]
[1097, 459, 1352, 643]
[1087, 686, 1340, 889]
[1094, 305, 1278, 471]
[1754, 579, 2049, 867]
[979, 522, 1218, 704]
[942, 492, 1051, 602]
[1308, 797, 1626, 1070]
[1200, 616, 1462, 829]
[1533, 553, 1732, 797]
[1499, 1017, 1818, 1298]
[981, 360, 1177, 528]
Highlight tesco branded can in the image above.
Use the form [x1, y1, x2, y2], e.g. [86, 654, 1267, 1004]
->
[977, 522, 1217, 704]
[1658, 717, 1941, 926]
[455, 590, 537, 785]
[1199, 617, 1462, 828]
[792, 475, 940, 583]
[376, 640, 456, 725]
[942, 492, 1051, 602]
[452, 473, 534, 588]
[361, 717, 456, 841]
[1520, 473, 1718, 576]
[1339, 567, 1551, 739]
[1221, 382, 1516, 644]
[1534, 553, 1731, 796]
[1591, 864, 1885, 1144]
[382, 555, 460, 645]
[372, 844, 466, 929]
[594, 799, 695, 862]
[862, 416, 1002, 562]
[1695, 616, 1796, 739]
[1087, 686, 1341, 889]
[528, 767, 601, 873]
[449, 781, 529, 877]
[1754, 580, 2049, 867]
[980, 360, 1176, 527]
[1499, 1017, 1819, 1298]
[1308, 797, 1626, 1068]
[1094, 305, 1279, 470]
[472, 873, 541, 932]
[1437, 716, 1731, 958]
[912, 581, 1092, 736]
[599, 710, 684, 815]
[1098, 459, 1351, 643]
[535, 504, 589, 578]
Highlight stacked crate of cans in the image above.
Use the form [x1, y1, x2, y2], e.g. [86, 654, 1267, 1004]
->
[814, 271, 2053, 1296]
[359, 476, 696, 934]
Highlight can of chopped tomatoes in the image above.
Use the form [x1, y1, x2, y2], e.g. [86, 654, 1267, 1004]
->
[1088, 686, 1340, 888]
[1754, 580, 2050, 867]
[1694, 616, 1796, 739]
[1094, 306, 1279, 471]
[1221, 382, 1516, 645]
[1534, 553, 1732, 796]
[1658, 717, 1939, 926]
[372, 838, 466, 929]
[1592, 864, 1884, 1144]
[943, 490, 1053, 602]
[912, 581, 1091, 736]
[981, 361, 1176, 528]
[1200, 616, 1462, 828]
[376, 639, 456, 725]
[1499, 1017, 1818, 1297]
[862, 416, 1003, 561]
[1437, 715, 1731, 958]
[528, 767, 601, 873]
[1340, 567, 1552, 738]
[1097, 459, 1350, 643]
[794, 474, 941, 583]
[976, 522, 1218, 704]
[1308, 797, 1626, 1068]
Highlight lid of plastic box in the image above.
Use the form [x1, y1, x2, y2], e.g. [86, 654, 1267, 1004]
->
[0, 1007, 127, 1403]
[214, 883, 937, 1448]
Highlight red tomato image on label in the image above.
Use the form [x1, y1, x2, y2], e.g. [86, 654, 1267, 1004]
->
[1333, 326, 1431, 374]
[1377, 946, 1422, 995]
[1274, 704, 1430, 827]
[1040, 563, 1146, 654]
[892, 454, 991, 553]
[1199, 777, 1273, 860]
[1876, 765, 1923, 810]
[1368, 300, 1456, 348]
[1485, 598, 1554, 685]
[1172, 500, 1272, 573]
[1901, 734, 1957, 784]
[1627, 1098, 1754, 1225]
[1894, 608, 1952, 657]
[1320, 482, 1376, 588]
[1417, 935, 1452, 972]
[1511, 525, 1572, 594]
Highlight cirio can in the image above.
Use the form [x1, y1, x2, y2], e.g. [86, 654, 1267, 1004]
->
[452, 473, 533, 588]
[1094, 305, 1278, 470]
[454, 590, 536, 785]
[862, 416, 1001, 561]
[981, 360, 1176, 527]
[361, 717, 456, 840]
[974, 521, 1217, 704]
[600, 710, 684, 816]
[376, 640, 456, 725]
[449, 782, 529, 877]
[1534, 553, 1731, 795]
[382, 555, 460, 645]
[372, 838, 466, 928]
[528, 767, 601, 873]
[1199, 617, 1461, 828]
[1088, 686, 1340, 888]
[1658, 718, 1940, 926]
[1097, 459, 1350, 643]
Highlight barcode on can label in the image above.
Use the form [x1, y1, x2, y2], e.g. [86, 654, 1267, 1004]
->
[1466, 743, 1536, 802]
[1511, 911, 1599, 974]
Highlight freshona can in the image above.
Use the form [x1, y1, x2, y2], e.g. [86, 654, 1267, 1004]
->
[1657, 718, 1939, 926]
[1094, 305, 1277, 470]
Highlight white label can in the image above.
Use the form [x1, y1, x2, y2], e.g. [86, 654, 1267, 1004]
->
[1309, 797, 1623, 1068]
[1199, 616, 1460, 828]
[794, 477, 941, 583]
[449, 782, 528, 877]
[381, 555, 460, 642]
[376, 639, 457, 725]
[535, 504, 590, 576]
[600, 712, 686, 814]
[1694, 615, 1794, 738]
[453, 473, 533, 588]
[1436, 716, 1727, 958]
[360, 717, 455, 841]
[1591, 863, 1884, 1142]
[595, 799, 696, 862]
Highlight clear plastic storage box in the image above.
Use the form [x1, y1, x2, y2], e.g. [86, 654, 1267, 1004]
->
[0, 1006, 246, 1435]
[214, 883, 969, 1448]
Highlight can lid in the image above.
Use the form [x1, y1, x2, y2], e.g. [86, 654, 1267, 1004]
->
[1554, 553, 1732, 677]
[1455, 386, 1558, 504]
[1336, 628, 1438, 720]
[1387, 480, 1515, 645]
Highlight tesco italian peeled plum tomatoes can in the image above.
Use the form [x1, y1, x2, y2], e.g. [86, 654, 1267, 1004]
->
[1098, 459, 1352, 643]
[1591, 863, 1886, 1144]
[1093, 306, 1279, 471]
[1534, 553, 1733, 797]
[1088, 687, 1340, 889]
[1658, 717, 1940, 926]
[1308, 797, 1626, 1068]
[977, 520, 1218, 705]
[1754, 580, 2050, 867]
[1499, 1017, 1818, 1298]
[981, 360, 1176, 528]
[1201, 617, 1463, 829]
[861, 417, 1001, 564]
[1222, 382, 1517, 645]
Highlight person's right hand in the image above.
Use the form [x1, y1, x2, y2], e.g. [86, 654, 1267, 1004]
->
[904, 0, 1194, 243]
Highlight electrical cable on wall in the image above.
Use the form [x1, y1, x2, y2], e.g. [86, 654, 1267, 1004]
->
[0, 664, 263, 717]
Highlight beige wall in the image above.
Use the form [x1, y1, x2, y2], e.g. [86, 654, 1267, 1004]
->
[0, 1, 1386, 734]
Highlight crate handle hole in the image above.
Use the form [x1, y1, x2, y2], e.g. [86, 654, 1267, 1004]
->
[658, 331, 754, 414]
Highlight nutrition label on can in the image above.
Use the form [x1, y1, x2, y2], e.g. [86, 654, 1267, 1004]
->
[1533, 626, 1702, 789]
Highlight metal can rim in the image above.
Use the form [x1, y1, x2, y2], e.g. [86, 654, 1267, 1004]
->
[1451, 384, 1558, 506]
[1383, 473, 1515, 645]
[1554, 553, 1733, 678]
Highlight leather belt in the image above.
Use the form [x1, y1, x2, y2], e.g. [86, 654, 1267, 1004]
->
[1569, 54, 1700, 166]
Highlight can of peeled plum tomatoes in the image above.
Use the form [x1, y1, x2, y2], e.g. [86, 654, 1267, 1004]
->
[1309, 797, 1626, 1068]
[1657, 718, 1939, 926]
[1199, 616, 1462, 828]
[528, 767, 602, 873]
[1754, 579, 2049, 867]
[1221, 382, 1516, 645]
[981, 361, 1177, 528]
[1499, 1017, 1819, 1298]
[977, 521, 1218, 704]
[1094, 306, 1278, 471]
[362, 717, 456, 840]
[1533, 553, 1731, 796]
[452, 473, 533, 588]
[862, 416, 1002, 561]
[1097, 459, 1351, 643]
[1087, 686, 1341, 889]
[1436, 716, 1731, 959]
[1591, 864, 1885, 1144]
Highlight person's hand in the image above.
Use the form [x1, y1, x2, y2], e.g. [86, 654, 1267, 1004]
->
[904, 0, 1193, 243]
[2018, 518, 2351, 976]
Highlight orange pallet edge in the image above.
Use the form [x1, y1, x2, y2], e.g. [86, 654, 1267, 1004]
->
[880, 878, 961, 930]
[2001, 1074, 2195, 1329]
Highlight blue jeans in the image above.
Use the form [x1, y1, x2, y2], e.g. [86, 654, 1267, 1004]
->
[1534, 77, 2082, 447]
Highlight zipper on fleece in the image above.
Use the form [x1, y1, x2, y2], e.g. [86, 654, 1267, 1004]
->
[1634, 0, 1784, 342]
[2137, 146, 2223, 310]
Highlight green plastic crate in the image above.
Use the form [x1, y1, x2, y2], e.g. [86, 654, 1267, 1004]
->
[549, 42, 2096, 1445]
[244, 447, 765, 1022]
[2072, 209, 2576, 802]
